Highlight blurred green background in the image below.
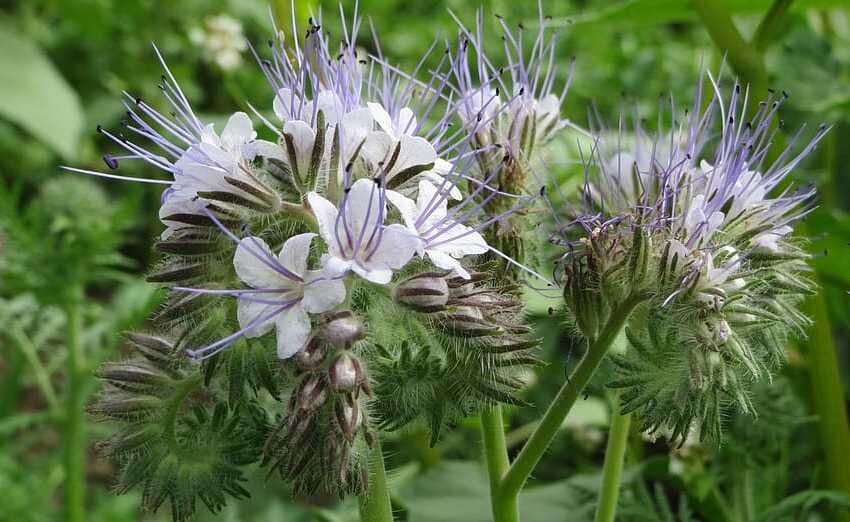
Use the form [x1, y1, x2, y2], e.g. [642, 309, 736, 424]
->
[1, 1, 850, 521]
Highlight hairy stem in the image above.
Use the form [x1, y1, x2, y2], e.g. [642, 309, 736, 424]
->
[481, 406, 517, 522]
[594, 406, 631, 522]
[497, 295, 645, 516]
[63, 287, 85, 522]
[162, 372, 202, 452]
[359, 437, 394, 522]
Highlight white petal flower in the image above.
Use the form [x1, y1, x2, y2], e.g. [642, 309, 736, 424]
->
[387, 180, 488, 279]
[233, 233, 346, 359]
[308, 178, 419, 284]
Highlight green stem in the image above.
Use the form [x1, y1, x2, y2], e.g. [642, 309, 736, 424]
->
[802, 276, 850, 522]
[162, 373, 202, 452]
[481, 407, 517, 522]
[359, 437, 394, 522]
[594, 406, 631, 522]
[753, 0, 794, 52]
[692, 0, 769, 97]
[496, 295, 645, 516]
[9, 325, 59, 412]
[64, 287, 85, 522]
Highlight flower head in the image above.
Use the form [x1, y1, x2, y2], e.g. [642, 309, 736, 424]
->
[553, 77, 827, 442]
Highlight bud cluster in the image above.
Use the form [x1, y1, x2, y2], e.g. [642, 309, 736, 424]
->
[264, 311, 373, 497]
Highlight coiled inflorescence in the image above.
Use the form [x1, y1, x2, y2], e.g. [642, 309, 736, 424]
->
[552, 75, 827, 443]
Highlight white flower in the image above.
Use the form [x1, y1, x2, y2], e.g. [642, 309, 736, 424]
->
[367, 102, 417, 139]
[273, 88, 345, 125]
[307, 178, 419, 284]
[387, 180, 488, 279]
[233, 233, 346, 359]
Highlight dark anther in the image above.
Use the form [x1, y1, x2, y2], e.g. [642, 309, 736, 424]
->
[96, 124, 104, 133]
[344, 187, 351, 193]
[373, 177, 382, 187]
[359, 59, 367, 64]
[518, 23, 524, 29]
[539, 186, 547, 196]
[495, 87, 500, 96]
[583, 392, 589, 400]
[735, 84, 741, 93]
[767, 88, 775, 94]
[782, 90, 789, 98]
[547, 307, 554, 316]
[267, 39, 274, 47]
[519, 87, 525, 95]
[103, 154, 119, 169]
[135, 97, 143, 105]
[729, 116, 734, 123]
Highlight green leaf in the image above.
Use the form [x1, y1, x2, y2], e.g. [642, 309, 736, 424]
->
[560, 0, 849, 30]
[0, 27, 84, 159]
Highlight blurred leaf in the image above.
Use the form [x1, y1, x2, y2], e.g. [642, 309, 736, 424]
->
[754, 489, 850, 521]
[396, 460, 638, 522]
[0, 26, 84, 160]
[561, 0, 849, 29]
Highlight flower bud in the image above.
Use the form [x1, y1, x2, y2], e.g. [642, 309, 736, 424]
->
[394, 273, 450, 312]
[294, 335, 326, 370]
[95, 363, 167, 393]
[329, 352, 364, 392]
[295, 375, 327, 412]
[335, 396, 362, 440]
[698, 317, 730, 346]
[444, 306, 501, 337]
[321, 311, 365, 348]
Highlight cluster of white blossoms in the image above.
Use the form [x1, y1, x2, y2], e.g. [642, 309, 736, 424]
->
[189, 14, 249, 71]
[66, 6, 571, 363]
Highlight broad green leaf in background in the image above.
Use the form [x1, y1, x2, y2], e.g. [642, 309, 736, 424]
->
[0, 27, 84, 160]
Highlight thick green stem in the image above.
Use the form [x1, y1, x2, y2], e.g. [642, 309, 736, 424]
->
[359, 437, 394, 522]
[594, 406, 631, 522]
[496, 295, 645, 516]
[481, 407, 517, 522]
[802, 279, 850, 522]
[753, 0, 794, 52]
[64, 287, 85, 522]
[692, 0, 769, 97]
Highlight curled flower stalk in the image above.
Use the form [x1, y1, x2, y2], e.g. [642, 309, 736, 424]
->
[71, 5, 541, 522]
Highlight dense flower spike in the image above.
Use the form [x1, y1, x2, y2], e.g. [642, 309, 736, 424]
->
[76, 4, 559, 519]
[553, 75, 827, 442]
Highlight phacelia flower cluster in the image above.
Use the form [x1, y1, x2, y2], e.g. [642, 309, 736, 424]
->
[553, 75, 826, 443]
[79, 6, 566, 519]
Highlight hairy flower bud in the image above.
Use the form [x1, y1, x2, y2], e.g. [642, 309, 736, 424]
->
[294, 335, 326, 371]
[294, 375, 327, 413]
[443, 306, 501, 337]
[95, 363, 168, 393]
[320, 311, 365, 348]
[394, 273, 450, 312]
[335, 395, 362, 441]
[329, 352, 364, 392]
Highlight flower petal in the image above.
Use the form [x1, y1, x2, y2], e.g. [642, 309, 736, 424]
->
[283, 119, 317, 177]
[426, 249, 471, 279]
[242, 139, 287, 162]
[234, 236, 290, 288]
[343, 178, 384, 247]
[302, 270, 346, 313]
[351, 263, 393, 285]
[367, 102, 395, 136]
[273, 88, 300, 122]
[278, 233, 316, 278]
[307, 192, 342, 257]
[275, 305, 311, 359]
[221, 112, 255, 146]
[236, 296, 279, 338]
[385, 189, 418, 231]
[361, 223, 418, 273]
[316, 90, 344, 126]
